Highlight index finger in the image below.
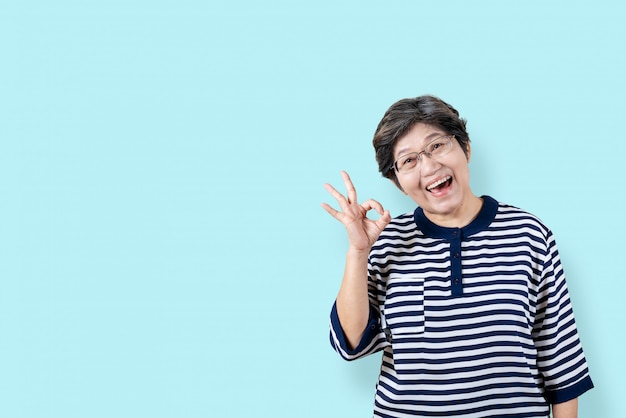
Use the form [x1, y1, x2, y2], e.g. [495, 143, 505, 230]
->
[340, 171, 357, 204]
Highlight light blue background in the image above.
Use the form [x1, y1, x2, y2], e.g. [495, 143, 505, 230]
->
[1, 1, 623, 417]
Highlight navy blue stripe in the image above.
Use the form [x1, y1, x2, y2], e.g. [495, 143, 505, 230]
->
[329, 197, 592, 417]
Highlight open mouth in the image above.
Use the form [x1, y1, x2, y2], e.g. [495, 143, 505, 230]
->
[426, 176, 452, 192]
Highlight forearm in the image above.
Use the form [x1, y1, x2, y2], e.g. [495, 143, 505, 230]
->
[335, 247, 371, 349]
[552, 398, 578, 418]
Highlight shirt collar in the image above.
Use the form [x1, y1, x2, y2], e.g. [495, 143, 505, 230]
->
[413, 195, 498, 239]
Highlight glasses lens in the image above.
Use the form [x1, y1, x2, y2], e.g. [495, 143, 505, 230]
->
[428, 136, 451, 157]
[394, 136, 453, 173]
[397, 153, 419, 173]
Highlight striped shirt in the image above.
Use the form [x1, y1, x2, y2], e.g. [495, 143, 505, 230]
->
[329, 196, 593, 417]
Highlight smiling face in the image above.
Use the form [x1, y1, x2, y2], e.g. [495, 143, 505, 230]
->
[393, 123, 483, 227]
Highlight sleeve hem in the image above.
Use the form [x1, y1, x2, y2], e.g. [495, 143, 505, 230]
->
[546, 375, 594, 404]
[330, 301, 380, 356]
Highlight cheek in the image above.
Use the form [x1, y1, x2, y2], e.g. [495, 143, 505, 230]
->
[455, 164, 471, 183]
[399, 176, 424, 195]
[397, 179, 409, 194]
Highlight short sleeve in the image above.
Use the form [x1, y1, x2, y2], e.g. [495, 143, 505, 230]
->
[532, 230, 593, 403]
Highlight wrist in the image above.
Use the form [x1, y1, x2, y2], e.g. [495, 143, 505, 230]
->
[347, 246, 371, 258]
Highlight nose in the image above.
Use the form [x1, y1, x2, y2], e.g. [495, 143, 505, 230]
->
[419, 152, 442, 176]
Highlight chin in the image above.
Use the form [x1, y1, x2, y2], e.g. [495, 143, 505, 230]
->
[424, 196, 464, 215]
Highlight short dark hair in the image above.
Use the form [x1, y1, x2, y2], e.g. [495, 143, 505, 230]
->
[372, 95, 470, 186]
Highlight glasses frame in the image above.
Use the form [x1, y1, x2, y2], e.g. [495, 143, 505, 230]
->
[392, 135, 455, 173]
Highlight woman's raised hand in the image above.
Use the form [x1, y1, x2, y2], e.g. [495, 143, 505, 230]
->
[321, 171, 391, 252]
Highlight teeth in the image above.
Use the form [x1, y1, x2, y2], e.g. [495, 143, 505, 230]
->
[427, 176, 451, 191]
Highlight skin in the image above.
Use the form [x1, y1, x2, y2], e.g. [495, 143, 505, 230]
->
[322, 170, 391, 348]
[322, 122, 578, 416]
[553, 398, 578, 418]
[392, 123, 483, 228]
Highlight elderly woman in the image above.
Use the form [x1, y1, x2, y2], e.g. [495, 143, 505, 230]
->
[322, 95, 593, 418]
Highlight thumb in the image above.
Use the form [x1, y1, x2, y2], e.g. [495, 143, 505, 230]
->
[376, 210, 392, 229]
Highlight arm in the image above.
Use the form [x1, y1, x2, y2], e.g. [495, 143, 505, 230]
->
[335, 247, 371, 349]
[532, 230, 593, 404]
[552, 398, 577, 418]
[322, 171, 391, 349]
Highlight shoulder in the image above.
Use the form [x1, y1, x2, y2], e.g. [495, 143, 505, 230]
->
[371, 211, 436, 254]
[387, 211, 415, 228]
[489, 197, 552, 239]
[371, 212, 417, 254]
[373, 211, 414, 236]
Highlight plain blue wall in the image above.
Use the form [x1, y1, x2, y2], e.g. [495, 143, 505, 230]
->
[1, 1, 623, 416]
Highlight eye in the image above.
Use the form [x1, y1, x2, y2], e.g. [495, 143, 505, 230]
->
[400, 154, 419, 168]
[395, 153, 419, 171]
[403, 156, 415, 165]
[428, 138, 449, 154]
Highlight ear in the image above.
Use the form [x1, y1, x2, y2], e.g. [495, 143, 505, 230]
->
[465, 142, 472, 162]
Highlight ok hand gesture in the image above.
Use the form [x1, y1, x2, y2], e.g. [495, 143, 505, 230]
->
[321, 171, 391, 252]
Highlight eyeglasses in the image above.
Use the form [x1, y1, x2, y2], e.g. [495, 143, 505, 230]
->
[392, 135, 455, 173]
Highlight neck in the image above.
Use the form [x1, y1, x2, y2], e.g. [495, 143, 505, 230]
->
[424, 195, 484, 228]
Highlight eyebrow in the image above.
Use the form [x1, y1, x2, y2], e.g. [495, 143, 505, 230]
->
[394, 132, 447, 158]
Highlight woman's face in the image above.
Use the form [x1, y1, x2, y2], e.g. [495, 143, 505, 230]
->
[392, 123, 479, 227]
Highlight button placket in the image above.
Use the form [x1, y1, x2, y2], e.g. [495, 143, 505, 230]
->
[450, 229, 463, 297]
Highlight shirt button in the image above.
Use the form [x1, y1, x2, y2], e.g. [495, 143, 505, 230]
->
[454, 253, 460, 258]
[453, 278, 460, 284]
